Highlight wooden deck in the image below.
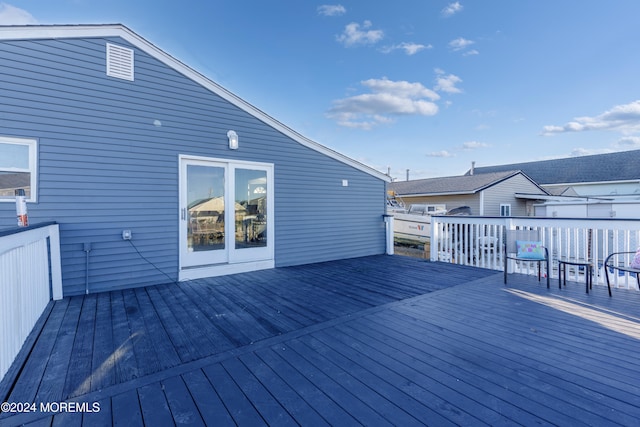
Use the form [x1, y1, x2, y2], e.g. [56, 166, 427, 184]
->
[1, 255, 639, 426]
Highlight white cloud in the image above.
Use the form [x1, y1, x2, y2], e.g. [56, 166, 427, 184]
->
[327, 77, 439, 130]
[448, 37, 475, 51]
[336, 21, 384, 47]
[317, 4, 346, 16]
[462, 141, 489, 150]
[381, 42, 432, 55]
[434, 73, 463, 94]
[362, 78, 440, 101]
[0, 3, 37, 24]
[427, 150, 455, 158]
[542, 100, 640, 136]
[463, 49, 479, 56]
[442, 2, 464, 17]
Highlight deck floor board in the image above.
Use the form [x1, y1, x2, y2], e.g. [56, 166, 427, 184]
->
[135, 382, 172, 427]
[161, 375, 205, 427]
[90, 292, 115, 392]
[132, 287, 182, 371]
[201, 363, 267, 426]
[110, 388, 143, 427]
[181, 369, 234, 427]
[143, 286, 197, 364]
[6, 298, 69, 404]
[109, 291, 140, 386]
[237, 352, 330, 427]
[34, 296, 82, 404]
[252, 347, 359, 426]
[62, 293, 96, 398]
[398, 290, 640, 396]
[2, 255, 639, 426]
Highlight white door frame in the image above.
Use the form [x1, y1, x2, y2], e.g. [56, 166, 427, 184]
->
[178, 155, 275, 281]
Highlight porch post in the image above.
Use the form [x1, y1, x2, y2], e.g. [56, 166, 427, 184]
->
[383, 214, 394, 255]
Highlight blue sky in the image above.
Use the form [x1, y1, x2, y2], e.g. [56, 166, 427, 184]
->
[2, 1, 640, 180]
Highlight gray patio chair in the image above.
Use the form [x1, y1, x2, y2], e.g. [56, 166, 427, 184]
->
[503, 229, 549, 288]
[604, 251, 640, 297]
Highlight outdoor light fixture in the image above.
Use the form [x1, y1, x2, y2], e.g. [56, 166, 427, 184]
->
[227, 130, 238, 150]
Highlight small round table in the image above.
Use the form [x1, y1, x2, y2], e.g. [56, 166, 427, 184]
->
[558, 259, 593, 293]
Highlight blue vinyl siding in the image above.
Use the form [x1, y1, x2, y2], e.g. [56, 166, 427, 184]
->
[0, 36, 386, 296]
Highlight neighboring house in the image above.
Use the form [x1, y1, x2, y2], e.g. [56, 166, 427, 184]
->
[533, 199, 640, 218]
[0, 24, 390, 296]
[389, 171, 548, 217]
[467, 150, 640, 198]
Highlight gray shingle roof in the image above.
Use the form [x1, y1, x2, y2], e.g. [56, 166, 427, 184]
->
[389, 170, 524, 196]
[467, 149, 640, 185]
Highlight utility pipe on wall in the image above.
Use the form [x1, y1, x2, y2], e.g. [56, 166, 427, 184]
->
[83, 242, 92, 294]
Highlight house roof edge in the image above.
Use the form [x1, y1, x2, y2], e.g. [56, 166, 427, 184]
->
[0, 24, 391, 182]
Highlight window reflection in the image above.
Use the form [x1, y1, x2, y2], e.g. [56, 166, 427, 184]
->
[0, 172, 30, 198]
[187, 165, 225, 252]
[0, 140, 33, 200]
[235, 169, 267, 249]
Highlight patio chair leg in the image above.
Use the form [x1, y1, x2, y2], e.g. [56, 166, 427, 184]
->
[558, 262, 562, 289]
[604, 269, 613, 297]
[545, 260, 550, 289]
[504, 256, 507, 285]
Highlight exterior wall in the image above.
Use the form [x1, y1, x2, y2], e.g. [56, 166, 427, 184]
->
[534, 202, 640, 219]
[0, 36, 386, 296]
[399, 194, 480, 215]
[569, 182, 640, 197]
[481, 174, 544, 216]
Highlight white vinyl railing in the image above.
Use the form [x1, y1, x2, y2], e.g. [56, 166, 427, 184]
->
[430, 216, 640, 291]
[0, 222, 62, 383]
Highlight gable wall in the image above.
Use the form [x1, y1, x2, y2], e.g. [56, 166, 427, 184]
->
[482, 174, 545, 216]
[0, 36, 385, 295]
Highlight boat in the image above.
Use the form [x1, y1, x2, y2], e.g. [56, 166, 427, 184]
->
[391, 204, 447, 243]
[387, 194, 472, 244]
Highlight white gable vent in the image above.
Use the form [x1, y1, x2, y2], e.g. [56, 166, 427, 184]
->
[106, 43, 134, 81]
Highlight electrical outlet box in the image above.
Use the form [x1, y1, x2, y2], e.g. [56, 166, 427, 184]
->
[122, 230, 132, 240]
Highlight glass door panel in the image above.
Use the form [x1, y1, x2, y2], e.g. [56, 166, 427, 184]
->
[234, 168, 268, 249]
[181, 161, 228, 267]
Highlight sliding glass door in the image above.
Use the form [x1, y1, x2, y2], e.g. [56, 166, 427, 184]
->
[180, 156, 273, 270]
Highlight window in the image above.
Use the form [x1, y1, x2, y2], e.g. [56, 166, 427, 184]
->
[500, 203, 512, 217]
[0, 137, 37, 202]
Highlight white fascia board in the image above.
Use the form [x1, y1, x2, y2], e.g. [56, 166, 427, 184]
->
[0, 24, 390, 183]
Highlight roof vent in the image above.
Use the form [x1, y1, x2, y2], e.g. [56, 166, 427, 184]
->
[106, 43, 134, 81]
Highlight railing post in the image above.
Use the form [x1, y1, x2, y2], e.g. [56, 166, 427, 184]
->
[49, 224, 63, 300]
[430, 217, 440, 261]
[383, 215, 394, 256]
